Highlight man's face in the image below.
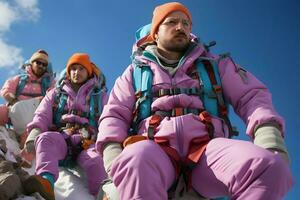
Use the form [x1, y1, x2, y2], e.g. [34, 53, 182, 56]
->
[155, 11, 192, 53]
[31, 59, 48, 78]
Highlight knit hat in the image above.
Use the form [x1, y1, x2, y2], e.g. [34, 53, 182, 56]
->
[29, 49, 49, 64]
[66, 53, 100, 77]
[149, 2, 192, 41]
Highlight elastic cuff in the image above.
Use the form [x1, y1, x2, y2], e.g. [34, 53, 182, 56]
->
[41, 172, 55, 188]
[25, 128, 41, 144]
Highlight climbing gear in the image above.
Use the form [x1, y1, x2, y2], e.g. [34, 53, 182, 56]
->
[53, 69, 106, 167]
[15, 62, 54, 98]
[130, 56, 238, 138]
[52, 69, 106, 129]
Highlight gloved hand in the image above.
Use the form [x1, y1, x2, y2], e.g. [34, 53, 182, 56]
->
[24, 128, 41, 153]
[254, 123, 290, 164]
[3, 92, 18, 106]
[24, 141, 35, 154]
[103, 142, 122, 176]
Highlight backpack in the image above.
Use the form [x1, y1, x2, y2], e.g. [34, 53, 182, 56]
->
[52, 68, 107, 130]
[130, 25, 238, 138]
[15, 61, 55, 98]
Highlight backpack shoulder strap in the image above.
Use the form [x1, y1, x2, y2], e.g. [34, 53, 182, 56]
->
[89, 88, 103, 128]
[15, 74, 29, 98]
[131, 63, 153, 134]
[41, 75, 52, 96]
[195, 57, 222, 117]
[53, 87, 68, 127]
[195, 57, 238, 137]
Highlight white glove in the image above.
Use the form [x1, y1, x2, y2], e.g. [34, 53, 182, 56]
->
[24, 128, 41, 153]
[254, 124, 290, 164]
[103, 142, 122, 176]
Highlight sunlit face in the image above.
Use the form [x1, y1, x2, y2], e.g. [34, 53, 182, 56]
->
[31, 59, 48, 78]
[69, 64, 89, 84]
[155, 11, 192, 53]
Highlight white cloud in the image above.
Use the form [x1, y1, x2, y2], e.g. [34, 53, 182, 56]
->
[14, 0, 40, 21]
[0, 0, 40, 68]
[0, 38, 24, 67]
[0, 1, 17, 33]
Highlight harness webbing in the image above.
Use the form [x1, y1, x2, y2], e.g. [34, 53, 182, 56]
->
[153, 87, 201, 97]
[201, 60, 238, 138]
[15, 74, 51, 98]
[131, 57, 238, 138]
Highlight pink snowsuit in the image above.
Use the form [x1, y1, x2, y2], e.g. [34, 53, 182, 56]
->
[0, 66, 55, 125]
[27, 76, 108, 196]
[96, 43, 293, 199]
[0, 65, 55, 101]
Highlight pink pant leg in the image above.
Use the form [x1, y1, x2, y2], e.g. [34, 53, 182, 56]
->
[191, 138, 294, 200]
[77, 145, 107, 196]
[35, 131, 67, 180]
[110, 140, 176, 200]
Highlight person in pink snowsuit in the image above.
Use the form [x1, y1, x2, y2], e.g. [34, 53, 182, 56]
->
[0, 49, 55, 126]
[23, 53, 108, 200]
[96, 2, 293, 200]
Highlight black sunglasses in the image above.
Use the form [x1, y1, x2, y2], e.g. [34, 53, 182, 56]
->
[34, 60, 48, 67]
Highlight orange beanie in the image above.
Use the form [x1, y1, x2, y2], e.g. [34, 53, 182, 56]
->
[66, 53, 100, 77]
[149, 2, 192, 41]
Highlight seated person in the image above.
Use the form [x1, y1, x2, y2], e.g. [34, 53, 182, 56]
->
[23, 53, 108, 200]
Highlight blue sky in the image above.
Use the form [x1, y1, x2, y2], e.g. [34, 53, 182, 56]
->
[0, 0, 299, 199]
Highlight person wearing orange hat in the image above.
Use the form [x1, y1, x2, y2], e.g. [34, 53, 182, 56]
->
[23, 53, 108, 199]
[96, 2, 293, 200]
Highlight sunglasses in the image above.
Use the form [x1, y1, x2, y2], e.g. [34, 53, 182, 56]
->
[34, 60, 48, 67]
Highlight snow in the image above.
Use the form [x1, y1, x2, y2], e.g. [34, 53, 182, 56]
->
[0, 126, 95, 200]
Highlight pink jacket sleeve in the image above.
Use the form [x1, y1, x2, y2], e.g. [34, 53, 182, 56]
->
[219, 57, 285, 137]
[0, 75, 20, 98]
[27, 88, 56, 133]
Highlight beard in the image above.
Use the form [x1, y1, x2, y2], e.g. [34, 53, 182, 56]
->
[160, 34, 190, 53]
[33, 68, 46, 78]
[164, 41, 189, 52]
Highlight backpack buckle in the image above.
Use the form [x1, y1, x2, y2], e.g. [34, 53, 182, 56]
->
[173, 107, 184, 116]
[199, 111, 214, 139]
[149, 114, 161, 126]
[148, 114, 162, 140]
[135, 91, 142, 98]
[199, 111, 211, 123]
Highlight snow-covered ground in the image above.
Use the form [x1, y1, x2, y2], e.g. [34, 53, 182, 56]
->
[0, 126, 95, 200]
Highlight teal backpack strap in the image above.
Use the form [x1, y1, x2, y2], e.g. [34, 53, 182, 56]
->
[89, 93, 96, 127]
[196, 57, 238, 138]
[41, 62, 55, 96]
[131, 63, 153, 134]
[195, 58, 221, 117]
[53, 91, 68, 126]
[89, 89, 102, 128]
[41, 76, 51, 96]
[15, 74, 28, 98]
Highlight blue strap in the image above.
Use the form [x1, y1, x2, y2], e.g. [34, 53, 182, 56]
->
[89, 92, 96, 127]
[15, 74, 28, 97]
[133, 64, 153, 121]
[88, 89, 103, 128]
[41, 76, 51, 96]
[54, 92, 68, 125]
[195, 58, 224, 117]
